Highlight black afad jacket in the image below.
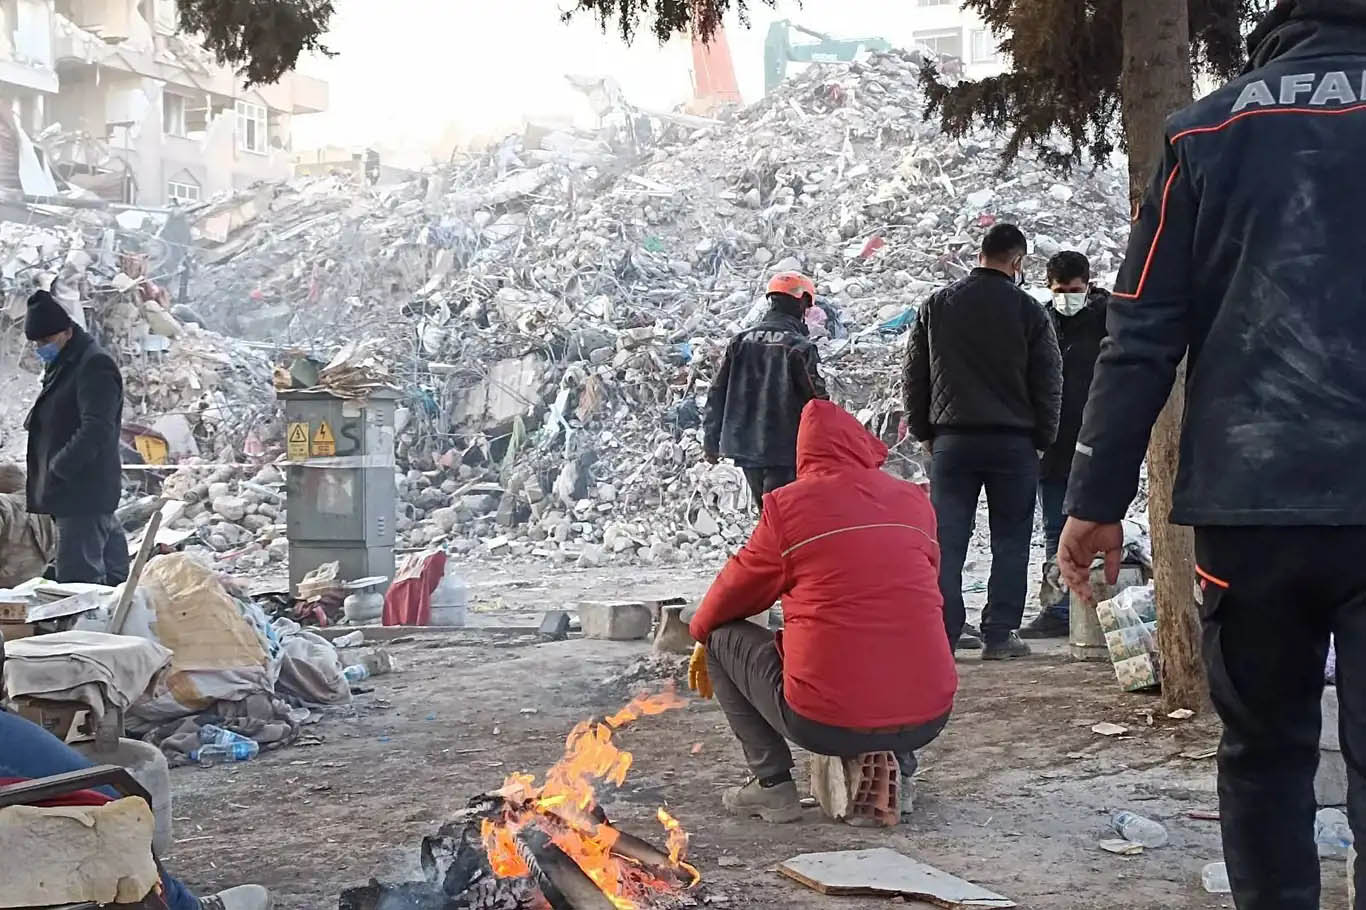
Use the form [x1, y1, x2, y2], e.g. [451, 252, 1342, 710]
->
[704, 308, 827, 468]
[1067, 1, 1366, 526]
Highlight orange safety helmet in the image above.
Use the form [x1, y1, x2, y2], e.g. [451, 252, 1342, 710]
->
[766, 272, 816, 305]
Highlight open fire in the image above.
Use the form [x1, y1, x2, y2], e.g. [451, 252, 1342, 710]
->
[481, 690, 699, 909]
[339, 691, 700, 910]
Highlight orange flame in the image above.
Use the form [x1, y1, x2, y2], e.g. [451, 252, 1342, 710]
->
[482, 690, 692, 908]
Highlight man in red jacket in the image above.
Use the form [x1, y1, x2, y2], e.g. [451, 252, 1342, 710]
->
[688, 399, 957, 822]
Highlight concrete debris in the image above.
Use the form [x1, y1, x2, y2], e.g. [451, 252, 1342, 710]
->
[5, 51, 1136, 571]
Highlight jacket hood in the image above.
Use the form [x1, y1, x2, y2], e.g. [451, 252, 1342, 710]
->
[1246, 0, 1366, 71]
[795, 399, 887, 477]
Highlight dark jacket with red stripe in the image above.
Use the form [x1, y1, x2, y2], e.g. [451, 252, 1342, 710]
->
[690, 400, 957, 729]
[1067, 1, 1366, 526]
[703, 308, 827, 468]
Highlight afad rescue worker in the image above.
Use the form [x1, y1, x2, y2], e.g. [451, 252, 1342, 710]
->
[23, 290, 129, 586]
[704, 272, 827, 509]
[1059, 3, 1366, 907]
[1020, 252, 1109, 640]
[688, 400, 956, 822]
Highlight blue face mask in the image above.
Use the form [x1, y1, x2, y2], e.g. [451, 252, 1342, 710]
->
[35, 341, 61, 364]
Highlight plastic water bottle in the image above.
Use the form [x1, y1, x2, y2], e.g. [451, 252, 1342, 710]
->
[1201, 862, 1230, 893]
[1112, 810, 1168, 847]
[343, 664, 370, 683]
[1315, 807, 1354, 859]
[190, 725, 259, 766]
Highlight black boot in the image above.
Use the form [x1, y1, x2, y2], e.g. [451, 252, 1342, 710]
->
[1019, 611, 1070, 639]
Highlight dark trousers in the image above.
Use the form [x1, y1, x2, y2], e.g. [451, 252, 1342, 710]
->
[1195, 526, 1366, 910]
[931, 433, 1038, 647]
[55, 513, 130, 585]
[742, 466, 796, 511]
[705, 621, 949, 780]
[1037, 475, 1071, 620]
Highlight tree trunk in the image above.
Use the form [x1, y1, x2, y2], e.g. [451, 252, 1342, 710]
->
[1120, 0, 1208, 714]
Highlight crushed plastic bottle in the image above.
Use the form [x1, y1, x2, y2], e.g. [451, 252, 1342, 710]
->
[343, 664, 370, 683]
[1315, 807, 1354, 859]
[189, 725, 259, 766]
[1112, 810, 1169, 848]
[1201, 862, 1231, 894]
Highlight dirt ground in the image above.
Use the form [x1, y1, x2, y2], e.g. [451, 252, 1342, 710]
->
[161, 561, 1351, 910]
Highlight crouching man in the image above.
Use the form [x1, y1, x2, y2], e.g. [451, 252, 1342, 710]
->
[687, 399, 957, 822]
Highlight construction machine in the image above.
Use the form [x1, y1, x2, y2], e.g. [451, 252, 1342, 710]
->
[763, 20, 893, 94]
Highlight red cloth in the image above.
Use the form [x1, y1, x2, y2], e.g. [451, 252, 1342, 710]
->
[690, 400, 957, 729]
[0, 777, 111, 807]
[382, 550, 448, 626]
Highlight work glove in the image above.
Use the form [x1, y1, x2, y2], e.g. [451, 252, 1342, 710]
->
[688, 643, 714, 700]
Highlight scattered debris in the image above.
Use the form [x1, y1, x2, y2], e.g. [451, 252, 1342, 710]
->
[778, 847, 1015, 908]
[1098, 839, 1144, 856]
[1091, 723, 1128, 737]
[1167, 708, 1195, 720]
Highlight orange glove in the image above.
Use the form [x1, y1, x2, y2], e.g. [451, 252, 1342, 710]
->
[688, 644, 713, 699]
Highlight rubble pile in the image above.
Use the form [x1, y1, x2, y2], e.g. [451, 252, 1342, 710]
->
[146, 462, 290, 572]
[175, 51, 1129, 567]
[0, 209, 278, 461]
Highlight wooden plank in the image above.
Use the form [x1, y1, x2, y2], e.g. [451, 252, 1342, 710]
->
[778, 848, 1015, 908]
[107, 506, 163, 637]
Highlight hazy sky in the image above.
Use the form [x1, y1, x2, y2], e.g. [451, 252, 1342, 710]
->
[293, 0, 963, 156]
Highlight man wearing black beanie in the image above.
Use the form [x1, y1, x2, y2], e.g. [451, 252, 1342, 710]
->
[23, 289, 129, 585]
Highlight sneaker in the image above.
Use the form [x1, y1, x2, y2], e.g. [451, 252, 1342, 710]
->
[199, 885, 272, 910]
[955, 629, 983, 651]
[981, 631, 1031, 661]
[1019, 611, 1070, 639]
[722, 778, 803, 823]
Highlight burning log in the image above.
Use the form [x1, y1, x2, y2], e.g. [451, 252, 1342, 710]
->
[344, 692, 698, 910]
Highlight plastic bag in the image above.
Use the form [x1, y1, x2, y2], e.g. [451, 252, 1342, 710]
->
[1096, 583, 1159, 692]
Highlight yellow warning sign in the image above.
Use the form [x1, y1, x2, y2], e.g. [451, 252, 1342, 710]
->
[311, 420, 336, 457]
[287, 422, 310, 460]
[133, 434, 168, 465]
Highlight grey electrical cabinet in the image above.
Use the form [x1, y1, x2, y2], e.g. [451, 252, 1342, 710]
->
[277, 388, 399, 594]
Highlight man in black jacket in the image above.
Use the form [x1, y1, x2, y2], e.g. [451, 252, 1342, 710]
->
[24, 290, 129, 586]
[1021, 252, 1108, 640]
[1059, 3, 1366, 906]
[904, 223, 1062, 659]
[704, 272, 828, 509]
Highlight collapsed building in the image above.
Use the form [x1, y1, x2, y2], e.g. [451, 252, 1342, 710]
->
[2, 50, 1135, 576]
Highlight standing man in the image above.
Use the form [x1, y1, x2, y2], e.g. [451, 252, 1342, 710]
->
[904, 223, 1062, 658]
[704, 272, 828, 510]
[24, 289, 129, 586]
[1059, 4, 1366, 907]
[1020, 251, 1108, 639]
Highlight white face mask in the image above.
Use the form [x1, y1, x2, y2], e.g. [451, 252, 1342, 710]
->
[1052, 291, 1088, 316]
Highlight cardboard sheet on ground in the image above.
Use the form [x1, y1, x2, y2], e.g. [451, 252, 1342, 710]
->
[779, 848, 1015, 908]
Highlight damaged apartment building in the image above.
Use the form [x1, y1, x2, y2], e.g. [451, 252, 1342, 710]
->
[0, 0, 327, 205]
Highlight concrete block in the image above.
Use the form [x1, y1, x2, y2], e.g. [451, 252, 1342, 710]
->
[1316, 748, 1348, 807]
[538, 611, 571, 642]
[578, 601, 653, 641]
[652, 606, 694, 654]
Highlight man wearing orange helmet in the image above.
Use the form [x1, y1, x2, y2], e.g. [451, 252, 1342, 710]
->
[704, 272, 828, 510]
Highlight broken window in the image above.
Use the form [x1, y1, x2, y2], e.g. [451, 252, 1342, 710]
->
[167, 179, 199, 204]
[163, 91, 187, 137]
[913, 28, 963, 60]
[970, 28, 1001, 64]
[234, 100, 267, 154]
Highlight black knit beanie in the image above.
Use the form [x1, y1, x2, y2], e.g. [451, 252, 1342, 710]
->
[24, 289, 72, 340]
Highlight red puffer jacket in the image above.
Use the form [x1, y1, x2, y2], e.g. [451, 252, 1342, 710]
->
[690, 399, 957, 729]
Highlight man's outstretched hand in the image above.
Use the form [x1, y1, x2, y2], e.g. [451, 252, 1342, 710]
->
[1058, 518, 1124, 603]
[688, 643, 714, 699]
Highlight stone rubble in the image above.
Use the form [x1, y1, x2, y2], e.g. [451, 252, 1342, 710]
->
[6, 51, 1136, 571]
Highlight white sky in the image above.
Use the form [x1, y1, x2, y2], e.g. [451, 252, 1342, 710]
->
[292, 0, 967, 157]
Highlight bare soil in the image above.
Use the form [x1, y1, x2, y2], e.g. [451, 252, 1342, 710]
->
[161, 562, 1349, 910]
